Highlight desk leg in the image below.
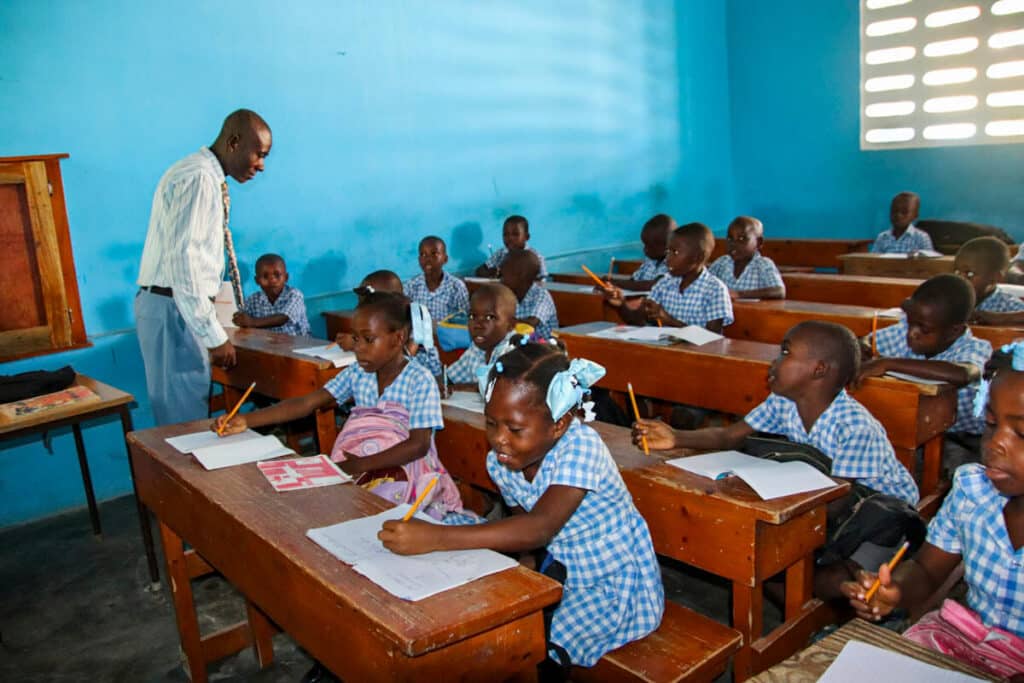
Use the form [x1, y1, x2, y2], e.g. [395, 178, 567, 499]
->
[71, 422, 101, 536]
[121, 410, 160, 584]
[160, 521, 207, 683]
[732, 582, 764, 682]
[245, 600, 275, 668]
[921, 436, 942, 498]
[785, 554, 814, 619]
[314, 408, 336, 453]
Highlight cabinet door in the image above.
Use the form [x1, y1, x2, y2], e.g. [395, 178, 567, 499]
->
[0, 160, 74, 358]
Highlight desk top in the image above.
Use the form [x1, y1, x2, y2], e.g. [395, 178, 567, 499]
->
[225, 328, 335, 369]
[0, 374, 132, 435]
[128, 421, 562, 657]
[749, 618, 998, 682]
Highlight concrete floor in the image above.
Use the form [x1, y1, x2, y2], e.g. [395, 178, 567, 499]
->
[0, 495, 780, 682]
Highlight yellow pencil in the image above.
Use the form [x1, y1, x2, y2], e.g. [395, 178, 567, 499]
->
[871, 312, 878, 358]
[402, 476, 439, 521]
[218, 381, 256, 436]
[581, 264, 613, 292]
[864, 540, 910, 603]
[656, 318, 663, 328]
[627, 382, 649, 456]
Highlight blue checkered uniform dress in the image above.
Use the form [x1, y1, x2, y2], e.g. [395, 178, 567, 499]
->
[871, 226, 934, 254]
[403, 272, 469, 322]
[648, 268, 734, 327]
[977, 290, 1024, 313]
[486, 245, 548, 279]
[242, 285, 311, 336]
[323, 358, 443, 431]
[486, 420, 664, 666]
[446, 332, 514, 384]
[745, 391, 919, 504]
[927, 464, 1024, 635]
[708, 253, 785, 294]
[874, 318, 992, 433]
[517, 284, 559, 338]
[630, 257, 669, 281]
[412, 346, 443, 377]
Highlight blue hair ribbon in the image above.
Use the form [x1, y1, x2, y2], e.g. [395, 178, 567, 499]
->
[409, 303, 434, 350]
[545, 358, 606, 421]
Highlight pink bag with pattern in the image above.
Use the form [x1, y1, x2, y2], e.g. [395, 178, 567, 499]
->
[903, 599, 1024, 677]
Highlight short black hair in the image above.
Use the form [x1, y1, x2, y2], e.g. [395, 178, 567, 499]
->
[641, 214, 676, 237]
[472, 282, 518, 316]
[419, 235, 445, 249]
[790, 321, 861, 389]
[912, 274, 976, 326]
[255, 253, 285, 271]
[955, 237, 1010, 274]
[673, 222, 715, 261]
[356, 291, 410, 333]
[501, 248, 540, 281]
[504, 215, 529, 232]
[487, 336, 569, 412]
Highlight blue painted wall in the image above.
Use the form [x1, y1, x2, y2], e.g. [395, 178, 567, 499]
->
[726, 0, 1024, 240]
[0, 1, 733, 526]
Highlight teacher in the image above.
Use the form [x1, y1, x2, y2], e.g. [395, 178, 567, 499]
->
[135, 109, 272, 425]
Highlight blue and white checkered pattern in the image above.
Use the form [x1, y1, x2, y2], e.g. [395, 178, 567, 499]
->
[874, 318, 992, 433]
[403, 272, 469, 322]
[708, 253, 785, 293]
[927, 463, 1024, 635]
[323, 358, 443, 430]
[242, 285, 311, 336]
[871, 225, 934, 254]
[745, 391, 919, 504]
[413, 345, 443, 377]
[649, 268, 734, 327]
[446, 332, 514, 384]
[630, 257, 669, 282]
[517, 284, 559, 338]
[486, 420, 664, 666]
[485, 245, 548, 279]
[977, 290, 1024, 313]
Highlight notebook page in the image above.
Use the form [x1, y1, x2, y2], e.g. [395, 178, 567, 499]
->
[192, 434, 294, 470]
[307, 505, 414, 564]
[818, 640, 985, 683]
[293, 345, 357, 368]
[730, 460, 836, 500]
[665, 451, 764, 479]
[661, 325, 724, 345]
[165, 429, 263, 454]
[353, 548, 518, 601]
[442, 391, 485, 414]
[885, 371, 946, 386]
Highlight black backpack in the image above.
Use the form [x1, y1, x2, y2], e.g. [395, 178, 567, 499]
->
[0, 366, 77, 404]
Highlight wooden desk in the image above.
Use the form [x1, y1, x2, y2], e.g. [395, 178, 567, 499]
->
[129, 421, 561, 683]
[839, 253, 954, 279]
[437, 405, 850, 681]
[210, 329, 342, 451]
[782, 273, 920, 308]
[0, 375, 159, 583]
[750, 618, 998, 682]
[613, 239, 873, 276]
[554, 323, 957, 507]
[462, 279, 617, 328]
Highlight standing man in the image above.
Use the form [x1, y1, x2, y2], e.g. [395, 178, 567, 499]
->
[136, 109, 272, 425]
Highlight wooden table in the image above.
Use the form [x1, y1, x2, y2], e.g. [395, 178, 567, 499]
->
[210, 328, 342, 451]
[554, 323, 957, 510]
[781, 273, 921, 308]
[613, 239, 873, 276]
[839, 253, 955, 279]
[437, 405, 850, 681]
[128, 421, 562, 683]
[749, 618, 998, 682]
[0, 375, 158, 583]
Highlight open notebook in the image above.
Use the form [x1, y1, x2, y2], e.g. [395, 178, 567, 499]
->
[588, 324, 723, 346]
[666, 450, 835, 500]
[293, 345, 357, 368]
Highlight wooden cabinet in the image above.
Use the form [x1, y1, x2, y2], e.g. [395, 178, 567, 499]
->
[0, 154, 88, 361]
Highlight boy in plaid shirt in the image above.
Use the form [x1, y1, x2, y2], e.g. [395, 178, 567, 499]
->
[475, 214, 548, 280]
[708, 216, 785, 299]
[871, 191, 934, 255]
[500, 249, 558, 339]
[443, 283, 517, 394]
[233, 253, 310, 336]
[403, 236, 469, 323]
[955, 237, 1024, 327]
[624, 213, 675, 291]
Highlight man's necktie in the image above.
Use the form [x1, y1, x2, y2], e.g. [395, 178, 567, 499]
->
[221, 181, 244, 307]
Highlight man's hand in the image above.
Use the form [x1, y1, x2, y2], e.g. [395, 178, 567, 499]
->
[210, 340, 236, 369]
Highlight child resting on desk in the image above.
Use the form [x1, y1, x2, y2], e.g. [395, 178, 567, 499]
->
[954, 236, 1024, 327]
[232, 253, 311, 335]
[624, 213, 675, 291]
[707, 216, 785, 300]
[859, 274, 992, 469]
[380, 339, 664, 678]
[500, 248, 559, 339]
[605, 222, 733, 333]
[475, 214, 548, 280]
[403, 235, 469, 323]
[871, 191, 935, 255]
[443, 283, 517, 396]
[633, 321, 920, 602]
[842, 342, 1024, 681]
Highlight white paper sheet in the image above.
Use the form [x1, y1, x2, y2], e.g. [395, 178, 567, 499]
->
[463, 276, 497, 284]
[191, 434, 294, 470]
[876, 307, 904, 318]
[165, 428, 263, 454]
[661, 325, 724, 345]
[293, 345, 357, 368]
[214, 281, 238, 329]
[586, 324, 722, 345]
[667, 450, 836, 500]
[885, 371, 946, 386]
[818, 640, 985, 683]
[442, 391, 485, 414]
[870, 253, 911, 259]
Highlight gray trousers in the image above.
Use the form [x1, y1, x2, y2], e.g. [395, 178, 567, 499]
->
[134, 290, 210, 426]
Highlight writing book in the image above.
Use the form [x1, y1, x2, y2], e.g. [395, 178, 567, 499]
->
[192, 434, 294, 470]
[818, 640, 985, 682]
[165, 428, 263, 454]
[441, 391, 485, 414]
[587, 324, 723, 346]
[293, 344, 357, 368]
[666, 450, 835, 500]
[257, 454, 351, 491]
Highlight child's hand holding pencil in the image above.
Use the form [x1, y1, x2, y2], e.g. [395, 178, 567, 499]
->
[840, 541, 909, 621]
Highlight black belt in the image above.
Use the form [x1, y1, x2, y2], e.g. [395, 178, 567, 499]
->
[140, 285, 173, 297]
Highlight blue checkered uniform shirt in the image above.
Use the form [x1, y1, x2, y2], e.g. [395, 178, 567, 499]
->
[871, 226, 934, 254]
[517, 284, 559, 338]
[745, 391, 919, 504]
[485, 245, 548, 279]
[403, 272, 469, 322]
[708, 253, 785, 294]
[977, 290, 1024, 313]
[486, 420, 664, 665]
[323, 358, 443, 430]
[242, 285, 311, 336]
[630, 257, 669, 281]
[446, 332, 514, 384]
[927, 464, 1024, 635]
[649, 268, 734, 327]
[874, 318, 992, 433]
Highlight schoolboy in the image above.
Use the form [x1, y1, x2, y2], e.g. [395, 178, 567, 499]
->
[626, 213, 675, 291]
[499, 248, 558, 339]
[871, 192, 934, 254]
[606, 222, 733, 332]
[634, 321, 919, 600]
[954, 236, 1024, 326]
[403, 236, 469, 323]
[1007, 244, 1024, 284]
[233, 253, 311, 335]
[475, 215, 548, 279]
[708, 216, 785, 299]
[443, 283, 518, 393]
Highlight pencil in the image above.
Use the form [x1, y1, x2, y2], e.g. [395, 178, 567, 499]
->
[656, 318, 663, 328]
[871, 312, 878, 358]
[627, 382, 649, 456]
[864, 540, 910, 603]
[581, 264, 613, 292]
[218, 381, 256, 436]
[606, 256, 616, 280]
[402, 476, 439, 521]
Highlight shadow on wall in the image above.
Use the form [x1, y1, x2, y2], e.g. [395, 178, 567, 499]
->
[300, 251, 349, 295]
[448, 221, 485, 274]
